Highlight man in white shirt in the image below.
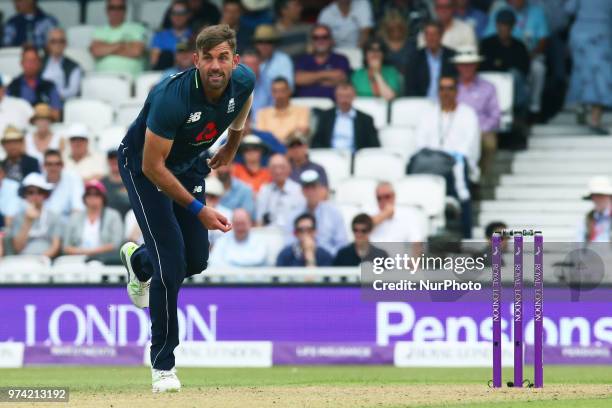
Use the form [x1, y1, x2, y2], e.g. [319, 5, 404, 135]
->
[256, 154, 305, 229]
[317, 0, 373, 48]
[63, 123, 107, 181]
[42, 149, 85, 220]
[253, 25, 294, 90]
[209, 208, 268, 267]
[0, 78, 33, 134]
[42, 28, 82, 100]
[369, 181, 427, 257]
[418, 0, 477, 51]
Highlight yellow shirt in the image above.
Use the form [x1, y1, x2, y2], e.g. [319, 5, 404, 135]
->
[256, 105, 310, 143]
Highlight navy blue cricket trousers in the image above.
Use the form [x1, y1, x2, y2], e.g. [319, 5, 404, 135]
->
[118, 148, 209, 370]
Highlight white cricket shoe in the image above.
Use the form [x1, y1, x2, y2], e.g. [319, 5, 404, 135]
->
[120, 242, 150, 308]
[152, 367, 181, 393]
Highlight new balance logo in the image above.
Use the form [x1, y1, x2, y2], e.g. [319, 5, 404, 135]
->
[193, 185, 203, 193]
[227, 98, 235, 113]
[187, 112, 202, 123]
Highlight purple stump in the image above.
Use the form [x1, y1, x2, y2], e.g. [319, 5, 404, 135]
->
[534, 233, 544, 388]
[513, 233, 523, 387]
[491, 233, 502, 388]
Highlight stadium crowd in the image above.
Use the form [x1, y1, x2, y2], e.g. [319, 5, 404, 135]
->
[0, 0, 610, 268]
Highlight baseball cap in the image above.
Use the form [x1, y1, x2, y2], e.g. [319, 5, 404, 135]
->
[66, 123, 91, 140]
[84, 179, 107, 196]
[19, 172, 54, 197]
[300, 169, 320, 186]
[176, 41, 192, 52]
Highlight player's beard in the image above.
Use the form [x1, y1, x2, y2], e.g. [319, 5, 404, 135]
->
[205, 70, 228, 90]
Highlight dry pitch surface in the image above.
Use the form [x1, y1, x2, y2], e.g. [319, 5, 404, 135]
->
[1, 366, 610, 408]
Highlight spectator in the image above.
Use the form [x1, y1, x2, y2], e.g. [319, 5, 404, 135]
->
[378, 10, 416, 77]
[0, 166, 21, 227]
[232, 135, 272, 193]
[62, 180, 123, 264]
[101, 150, 131, 218]
[415, 75, 479, 237]
[43, 149, 85, 220]
[215, 163, 256, 219]
[455, 0, 488, 39]
[220, 0, 253, 52]
[404, 20, 457, 99]
[240, 48, 272, 120]
[162, 0, 220, 32]
[452, 46, 500, 178]
[209, 208, 268, 266]
[294, 24, 351, 100]
[64, 124, 107, 181]
[204, 176, 231, 246]
[479, 9, 530, 114]
[253, 24, 294, 90]
[276, 212, 333, 266]
[2, 0, 57, 49]
[9, 172, 61, 257]
[41, 28, 82, 100]
[0, 77, 34, 133]
[24, 103, 63, 166]
[287, 169, 347, 256]
[484, 0, 549, 121]
[579, 177, 612, 243]
[150, 0, 193, 71]
[311, 82, 379, 151]
[565, 0, 612, 134]
[7, 45, 62, 120]
[317, 0, 373, 48]
[351, 38, 401, 100]
[275, 0, 311, 57]
[286, 131, 329, 188]
[333, 213, 388, 266]
[369, 181, 427, 245]
[1, 125, 39, 182]
[240, 115, 287, 160]
[256, 77, 309, 143]
[162, 41, 195, 78]
[256, 154, 305, 228]
[418, 0, 477, 50]
[373, 0, 432, 40]
[90, 0, 147, 77]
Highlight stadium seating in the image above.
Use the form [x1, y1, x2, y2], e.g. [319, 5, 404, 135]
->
[81, 73, 132, 105]
[352, 97, 388, 129]
[353, 148, 405, 180]
[0, 2, 14, 22]
[41, 1, 80, 29]
[0, 47, 22, 77]
[66, 25, 96, 50]
[137, 0, 171, 29]
[308, 148, 351, 191]
[249, 226, 285, 266]
[96, 125, 127, 152]
[338, 203, 363, 238]
[0, 255, 51, 283]
[291, 97, 334, 111]
[64, 98, 114, 131]
[135, 71, 163, 100]
[335, 177, 378, 208]
[334, 46, 363, 70]
[115, 98, 143, 126]
[390, 97, 433, 128]
[479, 71, 514, 130]
[64, 47, 96, 72]
[378, 126, 418, 159]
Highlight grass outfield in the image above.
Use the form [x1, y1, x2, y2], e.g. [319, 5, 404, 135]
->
[1, 366, 610, 407]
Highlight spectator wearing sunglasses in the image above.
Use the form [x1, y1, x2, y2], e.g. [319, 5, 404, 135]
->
[9, 172, 61, 257]
[150, 0, 193, 71]
[62, 180, 123, 264]
[333, 213, 388, 266]
[276, 213, 333, 267]
[42, 28, 82, 100]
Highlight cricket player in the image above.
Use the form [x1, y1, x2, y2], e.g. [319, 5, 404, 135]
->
[117, 25, 253, 392]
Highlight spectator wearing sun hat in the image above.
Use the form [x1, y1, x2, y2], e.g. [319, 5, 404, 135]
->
[253, 24, 294, 90]
[63, 123, 107, 181]
[1, 125, 40, 183]
[25, 103, 64, 166]
[232, 134, 272, 193]
[8, 172, 61, 257]
[62, 179, 124, 264]
[578, 176, 612, 243]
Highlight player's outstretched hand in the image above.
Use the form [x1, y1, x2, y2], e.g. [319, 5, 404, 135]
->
[207, 144, 237, 169]
[198, 206, 232, 232]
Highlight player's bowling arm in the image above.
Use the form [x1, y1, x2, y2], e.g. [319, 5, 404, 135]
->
[142, 129, 198, 209]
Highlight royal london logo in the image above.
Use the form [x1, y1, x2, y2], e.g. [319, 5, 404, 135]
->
[227, 98, 235, 113]
[186, 112, 202, 123]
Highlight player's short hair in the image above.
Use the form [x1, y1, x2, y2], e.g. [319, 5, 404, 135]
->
[294, 213, 316, 231]
[196, 24, 237, 55]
